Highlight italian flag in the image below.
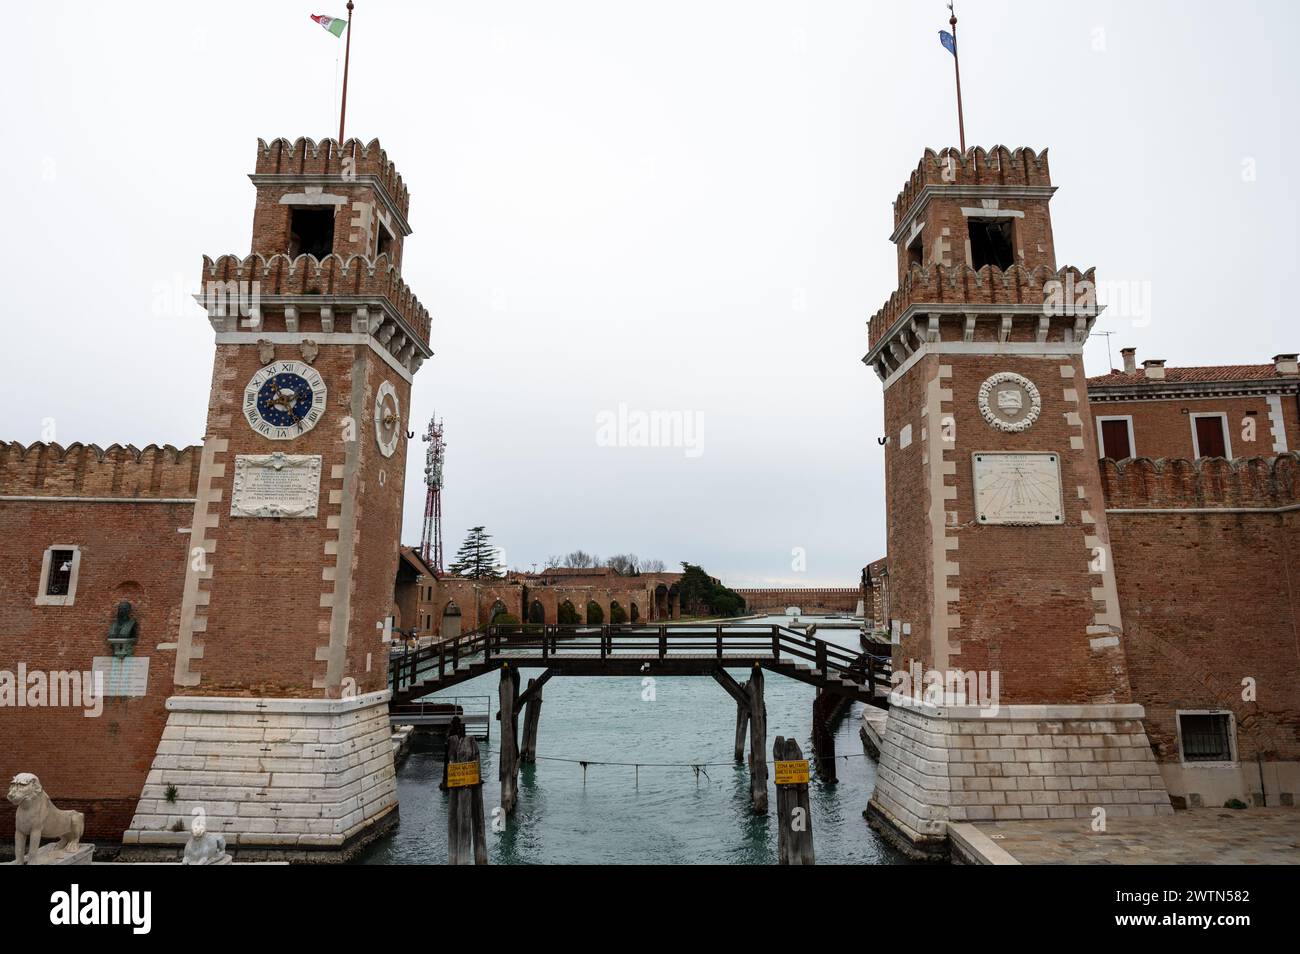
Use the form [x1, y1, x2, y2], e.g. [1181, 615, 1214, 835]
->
[311, 14, 347, 37]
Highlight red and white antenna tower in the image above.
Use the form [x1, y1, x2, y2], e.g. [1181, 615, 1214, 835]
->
[420, 414, 446, 575]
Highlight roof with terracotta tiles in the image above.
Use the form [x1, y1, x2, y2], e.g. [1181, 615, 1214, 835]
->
[1087, 364, 1292, 387]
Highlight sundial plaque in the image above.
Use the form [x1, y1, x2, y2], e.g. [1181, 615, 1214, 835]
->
[972, 452, 1064, 525]
[230, 453, 323, 518]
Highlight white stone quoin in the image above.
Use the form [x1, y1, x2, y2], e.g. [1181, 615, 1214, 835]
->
[869, 697, 1173, 853]
[123, 690, 396, 850]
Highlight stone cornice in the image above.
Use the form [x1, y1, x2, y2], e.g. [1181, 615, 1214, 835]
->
[249, 173, 412, 236]
[891, 184, 1058, 244]
[863, 302, 1101, 372]
[1088, 379, 1300, 402]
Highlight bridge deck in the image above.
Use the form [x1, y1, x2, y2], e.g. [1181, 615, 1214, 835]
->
[388, 624, 891, 709]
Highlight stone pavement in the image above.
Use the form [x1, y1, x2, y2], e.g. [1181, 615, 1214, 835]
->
[953, 808, 1300, 864]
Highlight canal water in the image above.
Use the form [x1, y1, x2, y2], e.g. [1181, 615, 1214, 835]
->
[359, 616, 903, 864]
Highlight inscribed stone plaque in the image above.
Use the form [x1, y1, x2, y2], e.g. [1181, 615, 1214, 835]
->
[972, 452, 1064, 525]
[91, 657, 150, 698]
[231, 453, 322, 518]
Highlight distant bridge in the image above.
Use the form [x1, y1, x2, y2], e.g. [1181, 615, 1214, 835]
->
[733, 587, 862, 614]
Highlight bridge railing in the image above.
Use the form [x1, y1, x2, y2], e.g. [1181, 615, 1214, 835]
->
[389, 623, 889, 699]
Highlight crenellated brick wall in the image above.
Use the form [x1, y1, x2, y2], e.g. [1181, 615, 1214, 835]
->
[891, 146, 1052, 229]
[1100, 453, 1300, 510]
[0, 441, 201, 499]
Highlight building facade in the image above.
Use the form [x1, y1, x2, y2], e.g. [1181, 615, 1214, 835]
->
[862, 146, 1298, 857]
[2, 136, 430, 858]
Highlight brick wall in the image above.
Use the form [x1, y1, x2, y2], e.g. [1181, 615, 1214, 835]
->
[0, 491, 194, 841]
[1103, 454, 1300, 765]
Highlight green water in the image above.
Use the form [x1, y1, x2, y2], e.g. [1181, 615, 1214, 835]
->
[359, 617, 902, 864]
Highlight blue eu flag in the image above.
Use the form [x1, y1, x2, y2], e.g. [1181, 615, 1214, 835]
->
[939, 30, 957, 56]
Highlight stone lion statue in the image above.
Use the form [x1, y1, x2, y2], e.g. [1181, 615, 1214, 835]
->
[7, 773, 84, 865]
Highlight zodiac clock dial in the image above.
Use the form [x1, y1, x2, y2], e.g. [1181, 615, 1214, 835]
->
[373, 380, 401, 457]
[243, 360, 327, 440]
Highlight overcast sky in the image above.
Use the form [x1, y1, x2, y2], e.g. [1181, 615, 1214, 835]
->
[2, 1, 1296, 587]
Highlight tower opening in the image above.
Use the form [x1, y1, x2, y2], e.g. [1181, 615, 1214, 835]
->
[968, 218, 1015, 270]
[288, 207, 336, 259]
[906, 232, 924, 268]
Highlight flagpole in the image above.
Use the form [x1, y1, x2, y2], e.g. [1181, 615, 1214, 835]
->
[338, 0, 355, 143]
[949, 2, 966, 153]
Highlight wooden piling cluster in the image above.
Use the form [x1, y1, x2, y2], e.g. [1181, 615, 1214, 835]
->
[811, 689, 838, 784]
[498, 665, 521, 814]
[773, 737, 815, 865]
[733, 679, 750, 762]
[439, 714, 465, 792]
[747, 667, 768, 814]
[521, 677, 543, 763]
[446, 734, 488, 864]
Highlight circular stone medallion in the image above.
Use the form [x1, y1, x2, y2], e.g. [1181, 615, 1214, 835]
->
[373, 380, 402, 458]
[978, 372, 1042, 433]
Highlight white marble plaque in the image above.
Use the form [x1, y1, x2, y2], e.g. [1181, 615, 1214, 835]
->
[91, 656, 150, 698]
[231, 453, 322, 518]
[972, 452, 1064, 525]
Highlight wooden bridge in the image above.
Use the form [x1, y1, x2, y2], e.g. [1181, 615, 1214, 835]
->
[387, 623, 891, 813]
[390, 623, 889, 706]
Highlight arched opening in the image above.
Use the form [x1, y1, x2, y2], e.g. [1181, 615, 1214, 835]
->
[630, 601, 640, 623]
[654, 584, 668, 620]
[528, 599, 545, 625]
[489, 599, 517, 630]
[586, 601, 605, 625]
[442, 600, 462, 640]
[609, 600, 626, 625]
[667, 583, 680, 620]
[558, 600, 580, 625]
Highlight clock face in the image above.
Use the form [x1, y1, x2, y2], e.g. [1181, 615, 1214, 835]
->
[374, 380, 401, 457]
[243, 360, 327, 440]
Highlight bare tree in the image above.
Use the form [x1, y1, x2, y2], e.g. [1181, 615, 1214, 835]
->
[563, 550, 596, 569]
[606, 553, 640, 575]
[641, 559, 666, 573]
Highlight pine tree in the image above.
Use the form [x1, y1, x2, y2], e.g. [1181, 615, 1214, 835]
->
[448, 526, 503, 580]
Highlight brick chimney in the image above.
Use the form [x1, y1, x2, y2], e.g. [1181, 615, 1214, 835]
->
[1120, 347, 1137, 373]
[1143, 359, 1167, 380]
[1273, 353, 1299, 376]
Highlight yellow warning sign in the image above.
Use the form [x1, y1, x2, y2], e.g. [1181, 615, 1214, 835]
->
[774, 759, 810, 785]
[447, 761, 481, 788]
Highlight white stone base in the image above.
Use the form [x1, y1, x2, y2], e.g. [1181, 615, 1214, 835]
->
[123, 691, 397, 851]
[1159, 759, 1300, 809]
[18, 843, 95, 865]
[867, 698, 1173, 857]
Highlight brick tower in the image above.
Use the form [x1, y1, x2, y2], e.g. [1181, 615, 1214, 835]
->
[123, 137, 431, 856]
[863, 147, 1171, 858]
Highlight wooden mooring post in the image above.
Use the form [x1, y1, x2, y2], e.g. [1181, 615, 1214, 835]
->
[811, 690, 838, 784]
[520, 677, 543, 763]
[498, 664, 521, 814]
[733, 679, 750, 763]
[747, 665, 768, 814]
[439, 714, 466, 792]
[446, 734, 488, 864]
[773, 736, 814, 865]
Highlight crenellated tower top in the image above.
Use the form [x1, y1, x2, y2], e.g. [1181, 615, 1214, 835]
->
[249, 136, 412, 270]
[865, 145, 1091, 384]
[199, 136, 432, 376]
